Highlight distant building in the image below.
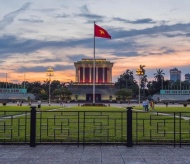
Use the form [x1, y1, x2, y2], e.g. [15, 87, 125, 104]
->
[74, 58, 113, 84]
[170, 68, 181, 82]
[68, 58, 118, 102]
[185, 73, 190, 82]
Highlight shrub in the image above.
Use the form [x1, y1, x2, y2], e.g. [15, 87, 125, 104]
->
[183, 104, 187, 107]
[2, 103, 6, 106]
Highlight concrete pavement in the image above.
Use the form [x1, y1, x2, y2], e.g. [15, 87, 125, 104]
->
[0, 145, 190, 164]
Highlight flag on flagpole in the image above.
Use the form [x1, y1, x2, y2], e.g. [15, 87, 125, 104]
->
[94, 24, 111, 39]
[93, 22, 111, 104]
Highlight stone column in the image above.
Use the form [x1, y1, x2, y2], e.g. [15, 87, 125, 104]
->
[83, 66, 85, 83]
[110, 67, 112, 82]
[89, 67, 91, 83]
[106, 68, 109, 83]
[78, 67, 80, 83]
[96, 67, 98, 83]
[75, 67, 78, 82]
[103, 67, 105, 83]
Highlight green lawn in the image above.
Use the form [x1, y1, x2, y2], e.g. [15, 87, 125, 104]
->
[134, 105, 190, 112]
[0, 105, 63, 117]
[0, 105, 63, 111]
[0, 105, 190, 143]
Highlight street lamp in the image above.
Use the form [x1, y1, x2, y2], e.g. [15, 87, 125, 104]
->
[136, 65, 145, 106]
[46, 67, 54, 106]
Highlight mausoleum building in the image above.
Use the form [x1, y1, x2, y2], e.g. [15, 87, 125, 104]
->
[68, 58, 117, 102]
[74, 59, 113, 84]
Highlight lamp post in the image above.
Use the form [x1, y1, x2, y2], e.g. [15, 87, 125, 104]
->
[46, 67, 54, 106]
[136, 65, 145, 106]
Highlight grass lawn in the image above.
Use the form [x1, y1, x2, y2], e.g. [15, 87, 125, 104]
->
[0, 105, 63, 111]
[0, 105, 64, 117]
[134, 105, 190, 117]
[134, 105, 190, 112]
[0, 105, 190, 143]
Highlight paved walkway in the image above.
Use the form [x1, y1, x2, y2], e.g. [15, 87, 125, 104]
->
[0, 145, 190, 164]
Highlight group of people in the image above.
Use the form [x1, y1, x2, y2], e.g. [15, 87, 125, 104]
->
[142, 99, 155, 112]
[16, 101, 23, 106]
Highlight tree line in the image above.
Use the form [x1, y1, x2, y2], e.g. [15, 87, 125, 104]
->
[1, 68, 189, 101]
[115, 68, 190, 101]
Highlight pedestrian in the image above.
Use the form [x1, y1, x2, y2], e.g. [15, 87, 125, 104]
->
[38, 99, 41, 108]
[145, 99, 149, 112]
[60, 101, 63, 106]
[142, 99, 146, 111]
[150, 100, 155, 111]
[20, 101, 22, 106]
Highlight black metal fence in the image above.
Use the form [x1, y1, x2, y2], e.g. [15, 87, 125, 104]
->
[0, 106, 190, 147]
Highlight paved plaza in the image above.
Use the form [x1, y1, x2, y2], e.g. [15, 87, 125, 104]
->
[0, 145, 190, 164]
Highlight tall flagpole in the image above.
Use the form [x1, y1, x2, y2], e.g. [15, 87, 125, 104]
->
[93, 21, 96, 104]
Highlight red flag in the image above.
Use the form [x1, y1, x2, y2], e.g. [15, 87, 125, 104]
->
[95, 24, 111, 39]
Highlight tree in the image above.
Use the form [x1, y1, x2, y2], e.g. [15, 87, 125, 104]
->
[154, 69, 165, 82]
[153, 69, 165, 92]
[75, 95, 78, 101]
[115, 88, 133, 102]
[52, 88, 72, 102]
[51, 80, 61, 90]
[141, 74, 148, 98]
[115, 69, 138, 97]
[147, 81, 158, 95]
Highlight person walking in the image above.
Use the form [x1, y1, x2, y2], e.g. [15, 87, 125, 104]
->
[142, 99, 146, 111]
[145, 99, 149, 112]
[150, 100, 155, 111]
[37, 99, 41, 108]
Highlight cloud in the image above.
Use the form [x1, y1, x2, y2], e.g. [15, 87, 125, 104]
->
[1, 22, 190, 59]
[113, 51, 140, 57]
[129, 18, 156, 24]
[0, 2, 31, 30]
[112, 17, 156, 24]
[80, 5, 89, 14]
[148, 47, 176, 56]
[77, 5, 105, 23]
[67, 54, 90, 62]
[112, 17, 128, 23]
[16, 64, 73, 73]
[23, 58, 64, 64]
[160, 47, 176, 54]
[18, 18, 43, 23]
[55, 13, 69, 18]
[162, 33, 185, 38]
[0, 35, 93, 54]
[110, 23, 190, 39]
[78, 13, 104, 21]
[37, 8, 58, 13]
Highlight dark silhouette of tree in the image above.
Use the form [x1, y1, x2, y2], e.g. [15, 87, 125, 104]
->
[141, 74, 148, 98]
[115, 88, 133, 101]
[154, 69, 165, 82]
[146, 69, 165, 95]
[115, 69, 138, 97]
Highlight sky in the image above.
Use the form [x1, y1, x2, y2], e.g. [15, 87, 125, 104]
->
[0, 0, 190, 84]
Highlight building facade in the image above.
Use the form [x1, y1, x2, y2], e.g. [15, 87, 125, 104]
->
[170, 68, 181, 82]
[185, 73, 190, 82]
[74, 59, 113, 84]
[68, 58, 117, 102]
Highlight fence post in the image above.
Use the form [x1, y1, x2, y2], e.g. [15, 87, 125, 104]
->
[127, 107, 133, 147]
[30, 106, 36, 147]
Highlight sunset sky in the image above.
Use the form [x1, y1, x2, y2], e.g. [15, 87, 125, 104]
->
[0, 0, 190, 84]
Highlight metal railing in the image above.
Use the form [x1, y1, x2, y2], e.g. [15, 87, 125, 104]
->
[0, 107, 190, 147]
